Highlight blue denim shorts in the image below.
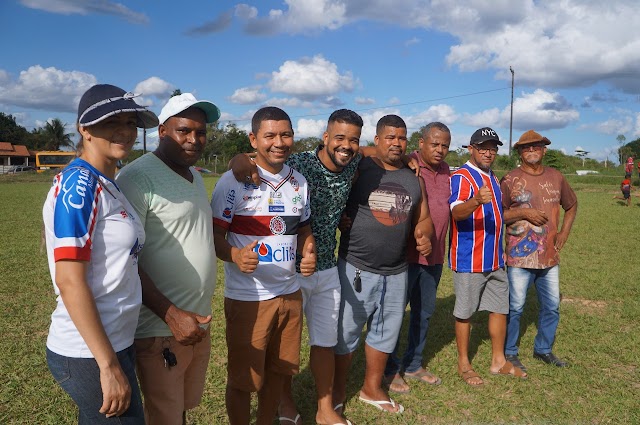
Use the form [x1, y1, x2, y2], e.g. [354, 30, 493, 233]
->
[46, 345, 144, 424]
[335, 258, 407, 355]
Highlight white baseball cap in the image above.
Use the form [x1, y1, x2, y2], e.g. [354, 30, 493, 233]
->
[158, 93, 221, 125]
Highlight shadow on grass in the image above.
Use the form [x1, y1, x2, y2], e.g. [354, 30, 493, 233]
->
[288, 288, 542, 422]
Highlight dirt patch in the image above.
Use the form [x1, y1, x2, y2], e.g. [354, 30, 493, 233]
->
[561, 297, 608, 313]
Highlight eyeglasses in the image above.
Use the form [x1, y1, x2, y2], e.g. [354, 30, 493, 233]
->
[472, 145, 498, 155]
[520, 144, 545, 152]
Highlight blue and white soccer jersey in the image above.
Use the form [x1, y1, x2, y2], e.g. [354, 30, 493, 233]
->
[43, 159, 145, 358]
[212, 164, 311, 301]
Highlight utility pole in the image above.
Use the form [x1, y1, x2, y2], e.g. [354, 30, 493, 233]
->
[509, 66, 515, 156]
[143, 129, 147, 154]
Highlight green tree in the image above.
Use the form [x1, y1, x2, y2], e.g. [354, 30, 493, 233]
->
[407, 130, 421, 154]
[0, 112, 31, 144]
[616, 134, 626, 163]
[41, 119, 74, 151]
[293, 137, 322, 153]
[170, 89, 182, 98]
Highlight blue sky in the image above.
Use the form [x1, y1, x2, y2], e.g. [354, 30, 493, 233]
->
[1, 0, 639, 163]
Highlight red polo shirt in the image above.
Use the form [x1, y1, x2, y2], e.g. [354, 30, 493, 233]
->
[407, 151, 451, 265]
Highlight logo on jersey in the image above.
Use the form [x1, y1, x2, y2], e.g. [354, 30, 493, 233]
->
[130, 239, 143, 264]
[244, 182, 259, 190]
[223, 189, 235, 218]
[289, 177, 299, 191]
[269, 216, 286, 235]
[269, 205, 285, 212]
[243, 194, 261, 201]
[61, 168, 94, 212]
[291, 194, 302, 204]
[254, 242, 295, 263]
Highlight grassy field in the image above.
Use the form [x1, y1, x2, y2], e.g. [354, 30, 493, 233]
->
[1, 171, 639, 424]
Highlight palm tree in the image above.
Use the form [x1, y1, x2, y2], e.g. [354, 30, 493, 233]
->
[42, 119, 74, 151]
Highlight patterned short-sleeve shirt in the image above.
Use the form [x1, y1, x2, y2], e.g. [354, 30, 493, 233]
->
[286, 146, 361, 271]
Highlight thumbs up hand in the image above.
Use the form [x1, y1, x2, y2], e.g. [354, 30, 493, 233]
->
[474, 185, 493, 205]
[299, 242, 316, 277]
[232, 240, 259, 273]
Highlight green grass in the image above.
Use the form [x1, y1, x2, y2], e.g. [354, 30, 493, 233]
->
[1, 172, 639, 424]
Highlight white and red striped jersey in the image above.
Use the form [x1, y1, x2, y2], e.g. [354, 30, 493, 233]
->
[212, 164, 311, 301]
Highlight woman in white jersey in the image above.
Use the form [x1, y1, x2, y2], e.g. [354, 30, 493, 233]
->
[43, 84, 158, 423]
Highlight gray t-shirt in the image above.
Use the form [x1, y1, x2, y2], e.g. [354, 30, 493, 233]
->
[338, 156, 422, 274]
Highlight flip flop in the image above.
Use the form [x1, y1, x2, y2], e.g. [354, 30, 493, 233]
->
[383, 374, 410, 394]
[358, 395, 404, 414]
[403, 369, 442, 386]
[491, 360, 528, 379]
[334, 403, 344, 416]
[459, 369, 484, 387]
[279, 413, 302, 425]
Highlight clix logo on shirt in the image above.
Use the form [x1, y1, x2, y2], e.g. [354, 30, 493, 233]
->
[253, 242, 295, 263]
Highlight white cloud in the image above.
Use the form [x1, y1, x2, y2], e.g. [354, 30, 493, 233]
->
[404, 37, 420, 47]
[388, 97, 400, 105]
[443, 1, 640, 92]
[228, 86, 267, 104]
[295, 118, 325, 138]
[268, 55, 355, 99]
[134, 77, 175, 107]
[234, 4, 258, 19]
[223, 1, 640, 92]
[464, 89, 579, 131]
[0, 65, 97, 113]
[241, 0, 347, 35]
[264, 97, 314, 109]
[355, 97, 375, 105]
[20, 0, 149, 24]
[405, 104, 459, 130]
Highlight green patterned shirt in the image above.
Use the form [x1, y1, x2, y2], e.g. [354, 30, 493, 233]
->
[286, 146, 361, 271]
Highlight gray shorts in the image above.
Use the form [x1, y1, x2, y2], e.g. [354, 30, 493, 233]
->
[453, 268, 508, 319]
[335, 258, 407, 355]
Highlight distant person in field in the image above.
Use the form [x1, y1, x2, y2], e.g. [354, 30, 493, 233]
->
[212, 106, 316, 425]
[116, 93, 221, 425]
[334, 114, 434, 415]
[43, 84, 158, 423]
[501, 130, 578, 371]
[449, 127, 526, 387]
[613, 173, 632, 207]
[625, 155, 634, 175]
[384, 122, 452, 394]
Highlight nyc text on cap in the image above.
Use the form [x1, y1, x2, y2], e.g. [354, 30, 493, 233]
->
[469, 127, 503, 146]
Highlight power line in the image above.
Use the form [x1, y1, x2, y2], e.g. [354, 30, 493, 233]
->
[222, 86, 511, 123]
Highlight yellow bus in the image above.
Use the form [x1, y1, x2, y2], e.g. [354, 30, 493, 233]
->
[35, 151, 76, 172]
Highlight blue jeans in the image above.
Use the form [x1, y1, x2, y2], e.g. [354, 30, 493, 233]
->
[385, 264, 442, 375]
[505, 265, 560, 355]
[47, 345, 144, 424]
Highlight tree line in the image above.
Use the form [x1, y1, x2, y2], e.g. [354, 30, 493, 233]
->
[2, 110, 639, 174]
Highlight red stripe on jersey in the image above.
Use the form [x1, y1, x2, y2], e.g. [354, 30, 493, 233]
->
[230, 215, 275, 236]
[213, 217, 230, 229]
[54, 246, 91, 262]
[84, 186, 102, 254]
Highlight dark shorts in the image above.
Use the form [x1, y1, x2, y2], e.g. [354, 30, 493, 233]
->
[622, 190, 630, 199]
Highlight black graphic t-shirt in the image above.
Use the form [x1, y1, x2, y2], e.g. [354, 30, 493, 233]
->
[339, 157, 422, 274]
